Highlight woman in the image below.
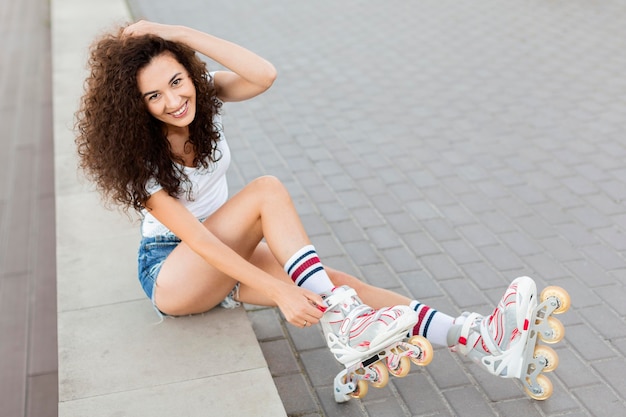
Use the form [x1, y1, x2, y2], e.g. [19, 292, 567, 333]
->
[75, 20, 561, 401]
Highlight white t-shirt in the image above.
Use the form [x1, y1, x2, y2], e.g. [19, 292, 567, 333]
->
[140, 112, 231, 237]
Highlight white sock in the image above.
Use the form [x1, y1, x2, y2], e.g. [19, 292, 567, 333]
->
[284, 245, 334, 294]
[409, 300, 455, 347]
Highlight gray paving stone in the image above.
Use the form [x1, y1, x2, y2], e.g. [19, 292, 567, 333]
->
[579, 305, 626, 340]
[458, 224, 500, 248]
[399, 270, 444, 300]
[566, 258, 621, 290]
[443, 386, 497, 417]
[440, 279, 488, 310]
[594, 284, 626, 316]
[566, 324, 616, 362]
[316, 386, 366, 417]
[274, 373, 320, 416]
[479, 245, 525, 271]
[382, 246, 423, 274]
[261, 339, 301, 376]
[343, 241, 382, 267]
[553, 348, 601, 389]
[592, 358, 626, 400]
[460, 262, 508, 291]
[300, 348, 343, 388]
[580, 243, 626, 271]
[403, 231, 442, 257]
[524, 253, 571, 281]
[493, 399, 543, 417]
[362, 397, 408, 417]
[425, 350, 471, 390]
[285, 323, 327, 352]
[394, 372, 453, 417]
[538, 236, 583, 263]
[574, 385, 626, 417]
[467, 366, 524, 402]
[420, 254, 464, 281]
[441, 240, 484, 266]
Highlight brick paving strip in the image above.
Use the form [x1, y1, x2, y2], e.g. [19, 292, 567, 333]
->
[0, 0, 57, 416]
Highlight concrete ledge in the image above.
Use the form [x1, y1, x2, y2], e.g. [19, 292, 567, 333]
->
[52, 0, 286, 415]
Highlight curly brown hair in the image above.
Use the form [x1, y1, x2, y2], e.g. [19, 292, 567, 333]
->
[75, 27, 223, 213]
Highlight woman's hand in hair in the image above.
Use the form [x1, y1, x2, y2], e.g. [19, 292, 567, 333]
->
[122, 20, 182, 41]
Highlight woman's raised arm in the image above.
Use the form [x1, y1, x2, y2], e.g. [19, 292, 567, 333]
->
[123, 20, 277, 102]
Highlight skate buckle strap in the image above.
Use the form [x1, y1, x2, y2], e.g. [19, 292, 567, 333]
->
[324, 286, 359, 309]
[458, 312, 501, 357]
[458, 312, 481, 356]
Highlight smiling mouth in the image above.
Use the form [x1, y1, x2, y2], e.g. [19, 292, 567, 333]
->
[170, 101, 188, 118]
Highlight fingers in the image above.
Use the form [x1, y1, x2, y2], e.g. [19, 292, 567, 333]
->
[122, 20, 162, 38]
[290, 291, 327, 328]
[296, 312, 318, 329]
[303, 290, 327, 314]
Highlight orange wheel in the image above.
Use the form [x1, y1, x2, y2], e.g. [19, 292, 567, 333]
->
[525, 374, 553, 400]
[534, 345, 559, 372]
[349, 380, 369, 399]
[388, 356, 411, 378]
[539, 316, 565, 344]
[540, 286, 571, 314]
[408, 335, 433, 366]
[368, 361, 389, 388]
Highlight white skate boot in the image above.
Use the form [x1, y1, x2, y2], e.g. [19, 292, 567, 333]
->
[448, 276, 570, 400]
[321, 286, 433, 402]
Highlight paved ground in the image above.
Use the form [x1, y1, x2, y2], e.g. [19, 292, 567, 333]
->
[4, 0, 626, 416]
[0, 0, 57, 416]
[128, 0, 626, 416]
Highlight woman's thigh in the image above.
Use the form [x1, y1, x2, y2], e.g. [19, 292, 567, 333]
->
[153, 178, 283, 315]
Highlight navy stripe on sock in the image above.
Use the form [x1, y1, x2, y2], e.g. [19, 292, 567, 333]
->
[296, 266, 324, 287]
[286, 250, 316, 275]
[422, 309, 436, 338]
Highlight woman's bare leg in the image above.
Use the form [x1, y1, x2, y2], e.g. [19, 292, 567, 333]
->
[237, 242, 412, 309]
[154, 176, 322, 315]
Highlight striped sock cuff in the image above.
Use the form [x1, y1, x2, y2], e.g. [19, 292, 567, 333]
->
[411, 302, 437, 339]
[285, 245, 323, 288]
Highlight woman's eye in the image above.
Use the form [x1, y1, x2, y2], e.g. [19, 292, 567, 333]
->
[147, 93, 159, 101]
[172, 78, 182, 86]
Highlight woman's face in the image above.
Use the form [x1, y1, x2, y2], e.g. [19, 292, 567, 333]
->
[137, 52, 197, 130]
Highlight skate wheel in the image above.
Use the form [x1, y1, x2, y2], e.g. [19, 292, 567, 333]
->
[540, 286, 571, 314]
[349, 380, 369, 399]
[368, 361, 389, 388]
[534, 345, 559, 372]
[388, 356, 411, 378]
[408, 335, 433, 366]
[525, 374, 553, 400]
[539, 316, 565, 344]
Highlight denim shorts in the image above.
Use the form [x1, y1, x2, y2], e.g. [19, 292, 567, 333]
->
[137, 231, 240, 316]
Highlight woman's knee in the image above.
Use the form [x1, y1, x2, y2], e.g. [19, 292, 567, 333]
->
[250, 175, 288, 196]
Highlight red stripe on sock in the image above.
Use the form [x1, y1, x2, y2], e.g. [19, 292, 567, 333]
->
[412, 306, 430, 336]
[290, 256, 321, 283]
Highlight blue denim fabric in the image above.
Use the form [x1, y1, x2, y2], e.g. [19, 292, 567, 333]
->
[137, 232, 181, 300]
[137, 231, 240, 318]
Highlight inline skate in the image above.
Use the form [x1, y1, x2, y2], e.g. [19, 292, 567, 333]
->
[450, 276, 570, 400]
[320, 286, 433, 403]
